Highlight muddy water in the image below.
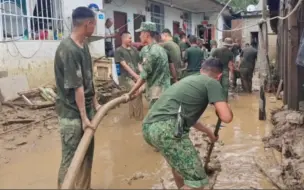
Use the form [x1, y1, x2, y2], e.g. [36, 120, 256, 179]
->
[0, 93, 282, 189]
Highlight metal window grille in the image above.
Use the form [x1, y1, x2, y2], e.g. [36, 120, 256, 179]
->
[150, 3, 164, 33]
[0, 0, 64, 41]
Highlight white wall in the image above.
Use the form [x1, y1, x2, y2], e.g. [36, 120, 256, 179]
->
[0, 0, 105, 88]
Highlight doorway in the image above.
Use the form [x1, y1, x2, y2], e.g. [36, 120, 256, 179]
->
[114, 11, 127, 48]
[133, 14, 146, 42]
[251, 32, 259, 49]
[173, 21, 180, 35]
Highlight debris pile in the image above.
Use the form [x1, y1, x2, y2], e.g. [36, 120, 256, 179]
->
[153, 127, 222, 189]
[263, 107, 304, 189]
[94, 78, 127, 104]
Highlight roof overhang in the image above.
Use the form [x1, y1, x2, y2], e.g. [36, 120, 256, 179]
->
[150, 0, 232, 16]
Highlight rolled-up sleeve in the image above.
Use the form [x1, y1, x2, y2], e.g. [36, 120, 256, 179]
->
[140, 54, 154, 80]
[61, 51, 83, 89]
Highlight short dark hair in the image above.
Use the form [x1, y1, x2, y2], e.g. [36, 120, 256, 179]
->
[189, 35, 197, 44]
[72, 7, 95, 27]
[201, 58, 223, 73]
[180, 33, 186, 39]
[162, 28, 172, 36]
[121, 31, 130, 37]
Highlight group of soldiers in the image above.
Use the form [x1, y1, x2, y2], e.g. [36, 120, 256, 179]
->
[54, 6, 256, 190]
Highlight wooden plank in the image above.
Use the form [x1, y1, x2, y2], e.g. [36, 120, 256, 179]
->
[287, 0, 299, 110]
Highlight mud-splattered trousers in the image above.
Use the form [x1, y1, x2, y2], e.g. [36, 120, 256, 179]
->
[221, 70, 229, 101]
[57, 109, 95, 189]
[142, 119, 209, 188]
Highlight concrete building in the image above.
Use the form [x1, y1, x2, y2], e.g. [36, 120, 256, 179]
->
[0, 0, 231, 88]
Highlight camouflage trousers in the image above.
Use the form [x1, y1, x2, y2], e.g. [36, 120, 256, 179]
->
[142, 119, 208, 188]
[57, 109, 95, 189]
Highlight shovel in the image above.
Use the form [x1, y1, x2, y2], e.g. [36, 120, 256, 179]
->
[204, 118, 222, 174]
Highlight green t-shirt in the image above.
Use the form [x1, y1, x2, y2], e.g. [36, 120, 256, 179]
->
[184, 46, 205, 71]
[240, 47, 258, 70]
[163, 40, 182, 73]
[54, 37, 95, 119]
[114, 46, 140, 80]
[143, 74, 225, 129]
[179, 41, 190, 52]
[139, 43, 171, 101]
[211, 47, 234, 73]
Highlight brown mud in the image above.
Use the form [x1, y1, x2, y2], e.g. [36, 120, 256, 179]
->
[263, 106, 304, 189]
[0, 90, 282, 189]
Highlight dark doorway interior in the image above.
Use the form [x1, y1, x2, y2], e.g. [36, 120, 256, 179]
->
[114, 11, 127, 48]
[251, 32, 259, 49]
[173, 21, 180, 35]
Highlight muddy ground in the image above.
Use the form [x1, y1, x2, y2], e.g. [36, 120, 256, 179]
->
[0, 102, 221, 189]
[263, 106, 304, 189]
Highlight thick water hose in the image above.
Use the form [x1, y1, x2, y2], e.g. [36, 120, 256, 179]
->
[61, 95, 131, 189]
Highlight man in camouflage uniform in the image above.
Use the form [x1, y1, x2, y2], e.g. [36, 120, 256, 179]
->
[160, 28, 182, 83]
[115, 31, 143, 120]
[211, 38, 234, 101]
[239, 43, 258, 93]
[142, 58, 233, 189]
[128, 22, 171, 108]
[54, 7, 101, 189]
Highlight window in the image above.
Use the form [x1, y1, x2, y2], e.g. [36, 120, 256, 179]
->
[183, 12, 192, 35]
[150, 2, 164, 33]
[0, 0, 64, 41]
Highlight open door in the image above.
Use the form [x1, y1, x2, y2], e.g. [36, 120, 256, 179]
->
[114, 11, 127, 48]
[173, 21, 180, 35]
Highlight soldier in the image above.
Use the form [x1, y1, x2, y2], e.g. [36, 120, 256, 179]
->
[210, 39, 218, 55]
[128, 22, 171, 108]
[239, 43, 258, 93]
[161, 28, 182, 83]
[141, 58, 233, 190]
[179, 33, 190, 58]
[181, 35, 205, 78]
[54, 7, 101, 189]
[211, 38, 234, 101]
[115, 31, 143, 120]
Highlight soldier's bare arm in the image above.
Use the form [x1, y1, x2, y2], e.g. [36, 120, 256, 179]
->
[120, 60, 140, 80]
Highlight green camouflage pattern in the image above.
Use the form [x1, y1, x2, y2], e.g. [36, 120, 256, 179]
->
[57, 109, 95, 189]
[135, 21, 157, 32]
[139, 43, 171, 107]
[142, 119, 209, 188]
